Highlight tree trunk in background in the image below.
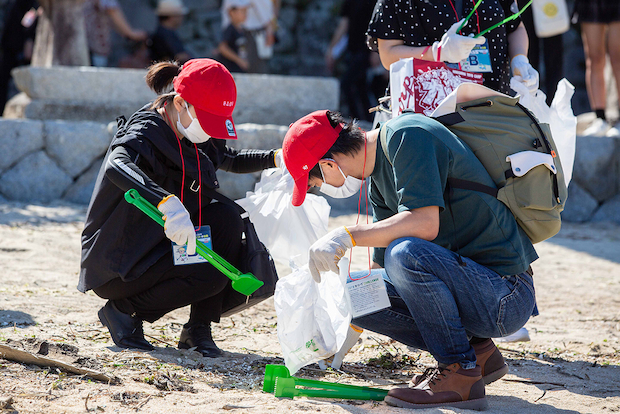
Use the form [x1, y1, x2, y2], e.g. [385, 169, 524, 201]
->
[31, 0, 89, 67]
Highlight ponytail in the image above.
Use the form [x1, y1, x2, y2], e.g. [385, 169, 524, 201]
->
[146, 61, 182, 109]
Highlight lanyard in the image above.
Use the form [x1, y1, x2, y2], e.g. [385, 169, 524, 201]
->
[348, 132, 372, 281]
[447, 0, 481, 34]
[164, 104, 203, 228]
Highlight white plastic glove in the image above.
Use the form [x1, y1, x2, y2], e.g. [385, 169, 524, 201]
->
[331, 324, 363, 369]
[158, 195, 196, 255]
[308, 226, 356, 283]
[431, 19, 486, 63]
[274, 148, 286, 170]
[511, 54, 539, 94]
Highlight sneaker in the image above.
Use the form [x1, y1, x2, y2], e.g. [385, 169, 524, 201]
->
[410, 339, 508, 387]
[386, 363, 488, 410]
[178, 323, 223, 358]
[606, 122, 620, 137]
[495, 327, 531, 343]
[583, 118, 610, 136]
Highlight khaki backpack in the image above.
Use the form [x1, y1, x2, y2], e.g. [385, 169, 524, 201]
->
[380, 95, 567, 244]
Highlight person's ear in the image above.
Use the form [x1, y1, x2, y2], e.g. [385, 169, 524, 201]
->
[173, 95, 185, 113]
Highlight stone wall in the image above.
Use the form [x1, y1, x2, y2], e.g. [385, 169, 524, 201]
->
[0, 118, 288, 204]
[2, 114, 620, 224]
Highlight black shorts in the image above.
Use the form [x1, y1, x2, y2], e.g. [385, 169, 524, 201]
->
[572, 0, 620, 24]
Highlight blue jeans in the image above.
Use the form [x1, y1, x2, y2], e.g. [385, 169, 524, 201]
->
[351, 237, 537, 369]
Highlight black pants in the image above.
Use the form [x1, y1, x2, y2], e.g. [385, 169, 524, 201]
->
[342, 50, 373, 122]
[94, 202, 244, 326]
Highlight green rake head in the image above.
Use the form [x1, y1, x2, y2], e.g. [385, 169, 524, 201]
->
[263, 364, 388, 401]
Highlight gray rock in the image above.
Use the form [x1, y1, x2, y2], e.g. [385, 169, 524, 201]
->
[217, 170, 262, 201]
[591, 195, 620, 224]
[228, 124, 288, 150]
[45, 120, 112, 177]
[0, 151, 73, 203]
[63, 159, 103, 204]
[561, 182, 599, 223]
[0, 193, 6, 203]
[571, 135, 619, 203]
[0, 119, 44, 171]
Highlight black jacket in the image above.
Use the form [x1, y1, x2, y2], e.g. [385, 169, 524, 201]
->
[78, 105, 275, 292]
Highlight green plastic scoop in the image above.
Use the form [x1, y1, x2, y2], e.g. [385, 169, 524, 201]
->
[264, 364, 388, 401]
[124, 188, 264, 296]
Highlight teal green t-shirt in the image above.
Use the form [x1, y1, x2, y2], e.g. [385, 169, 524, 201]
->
[371, 113, 538, 276]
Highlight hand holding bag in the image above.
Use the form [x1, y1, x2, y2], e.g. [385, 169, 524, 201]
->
[204, 187, 279, 317]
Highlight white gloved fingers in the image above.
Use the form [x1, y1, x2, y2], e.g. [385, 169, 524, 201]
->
[275, 149, 285, 170]
[186, 231, 197, 256]
[432, 20, 487, 63]
[307, 226, 355, 283]
[158, 195, 197, 253]
[308, 256, 322, 283]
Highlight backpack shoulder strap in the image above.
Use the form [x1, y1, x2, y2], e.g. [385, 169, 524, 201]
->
[379, 123, 393, 166]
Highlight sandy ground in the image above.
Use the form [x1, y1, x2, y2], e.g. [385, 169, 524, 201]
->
[0, 200, 619, 414]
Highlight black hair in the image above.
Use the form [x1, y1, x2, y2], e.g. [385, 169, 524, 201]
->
[308, 111, 365, 180]
[145, 61, 182, 110]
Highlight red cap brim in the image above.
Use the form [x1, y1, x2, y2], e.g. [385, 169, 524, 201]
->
[291, 174, 310, 207]
[195, 106, 237, 140]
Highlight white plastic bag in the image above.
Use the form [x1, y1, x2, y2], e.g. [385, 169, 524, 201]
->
[274, 258, 352, 375]
[510, 78, 577, 187]
[236, 168, 331, 267]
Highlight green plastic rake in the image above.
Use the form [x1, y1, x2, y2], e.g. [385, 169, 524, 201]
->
[124, 188, 264, 296]
[263, 364, 388, 401]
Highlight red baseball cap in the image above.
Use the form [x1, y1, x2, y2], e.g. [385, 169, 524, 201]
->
[173, 58, 238, 139]
[282, 110, 343, 206]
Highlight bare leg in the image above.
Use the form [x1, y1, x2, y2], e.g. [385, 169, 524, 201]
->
[607, 22, 620, 115]
[581, 23, 608, 111]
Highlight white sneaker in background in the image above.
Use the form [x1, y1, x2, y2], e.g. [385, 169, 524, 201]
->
[583, 118, 610, 136]
[495, 327, 531, 343]
[606, 122, 620, 137]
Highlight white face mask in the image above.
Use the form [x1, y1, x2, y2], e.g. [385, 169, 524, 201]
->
[319, 161, 363, 198]
[176, 102, 211, 143]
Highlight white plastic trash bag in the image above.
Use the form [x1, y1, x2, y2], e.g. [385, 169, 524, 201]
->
[511, 78, 577, 187]
[236, 168, 331, 267]
[274, 258, 352, 375]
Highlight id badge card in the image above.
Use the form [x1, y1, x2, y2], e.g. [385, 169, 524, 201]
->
[172, 225, 212, 266]
[345, 271, 391, 318]
[459, 40, 492, 73]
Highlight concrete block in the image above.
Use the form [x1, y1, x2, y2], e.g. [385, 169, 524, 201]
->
[232, 73, 339, 126]
[45, 120, 112, 177]
[591, 195, 620, 225]
[562, 182, 599, 223]
[11, 66, 156, 102]
[0, 119, 44, 171]
[0, 151, 72, 203]
[17, 99, 148, 123]
[63, 159, 103, 205]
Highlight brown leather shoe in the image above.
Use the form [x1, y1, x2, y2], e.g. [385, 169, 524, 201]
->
[387, 363, 488, 411]
[411, 339, 508, 387]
